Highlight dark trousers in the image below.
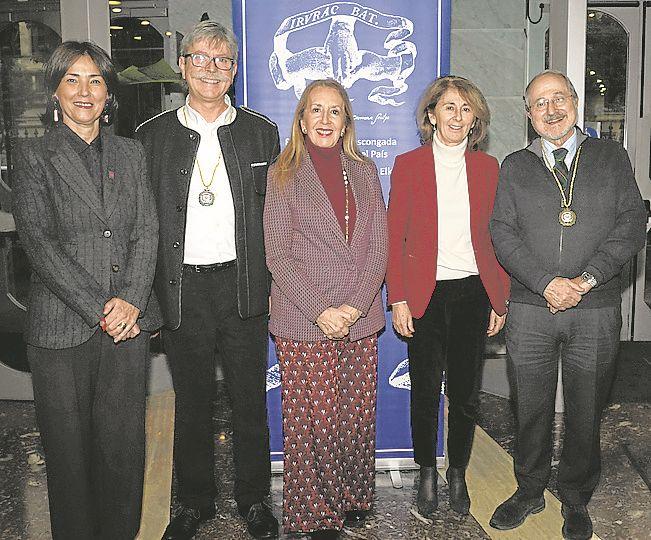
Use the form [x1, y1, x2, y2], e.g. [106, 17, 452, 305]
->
[505, 302, 620, 505]
[28, 329, 148, 540]
[163, 265, 271, 510]
[408, 275, 489, 468]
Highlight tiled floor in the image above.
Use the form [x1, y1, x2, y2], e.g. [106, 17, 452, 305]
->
[0, 345, 649, 539]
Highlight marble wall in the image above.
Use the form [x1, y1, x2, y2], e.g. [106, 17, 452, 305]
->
[450, 0, 528, 162]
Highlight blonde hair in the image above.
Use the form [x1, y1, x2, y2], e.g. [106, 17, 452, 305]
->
[273, 79, 368, 187]
[416, 75, 490, 150]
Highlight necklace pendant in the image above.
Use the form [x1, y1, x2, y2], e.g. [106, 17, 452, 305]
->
[559, 208, 576, 227]
[199, 190, 215, 206]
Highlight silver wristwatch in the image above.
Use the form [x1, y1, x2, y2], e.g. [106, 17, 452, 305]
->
[581, 271, 597, 288]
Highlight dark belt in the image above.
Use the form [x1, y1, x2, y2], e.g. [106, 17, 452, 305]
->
[183, 260, 236, 273]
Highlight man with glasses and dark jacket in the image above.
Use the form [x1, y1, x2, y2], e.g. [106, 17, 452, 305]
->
[489, 70, 646, 540]
[136, 20, 279, 540]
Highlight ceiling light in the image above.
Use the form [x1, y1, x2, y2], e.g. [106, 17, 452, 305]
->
[108, 0, 121, 5]
[140, 20, 150, 26]
[588, 12, 595, 18]
[596, 79, 602, 83]
[134, 36, 142, 40]
[110, 25, 123, 30]
[111, 7, 121, 12]
[589, 70, 595, 76]
[165, 31, 172, 37]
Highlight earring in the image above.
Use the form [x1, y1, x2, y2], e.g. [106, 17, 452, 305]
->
[301, 127, 307, 134]
[52, 97, 60, 123]
[340, 129, 345, 137]
[101, 99, 111, 124]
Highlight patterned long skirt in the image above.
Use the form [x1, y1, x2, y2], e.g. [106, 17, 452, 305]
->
[274, 335, 378, 533]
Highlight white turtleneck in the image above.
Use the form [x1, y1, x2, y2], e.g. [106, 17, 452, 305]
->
[432, 131, 478, 280]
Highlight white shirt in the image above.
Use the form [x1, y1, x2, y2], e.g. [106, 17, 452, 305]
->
[178, 95, 237, 264]
[432, 131, 478, 280]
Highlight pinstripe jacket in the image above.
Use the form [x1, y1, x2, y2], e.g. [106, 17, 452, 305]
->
[12, 127, 161, 349]
[264, 153, 387, 342]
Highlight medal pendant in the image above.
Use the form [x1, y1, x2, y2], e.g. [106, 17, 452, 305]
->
[559, 208, 576, 227]
[198, 190, 215, 206]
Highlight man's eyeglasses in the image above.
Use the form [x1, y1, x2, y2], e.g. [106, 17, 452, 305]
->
[530, 94, 573, 112]
[183, 53, 235, 71]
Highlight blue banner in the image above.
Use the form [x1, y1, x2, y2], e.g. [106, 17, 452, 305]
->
[233, 0, 451, 465]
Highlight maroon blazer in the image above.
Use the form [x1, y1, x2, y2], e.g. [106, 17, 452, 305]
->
[264, 153, 387, 342]
[386, 144, 509, 319]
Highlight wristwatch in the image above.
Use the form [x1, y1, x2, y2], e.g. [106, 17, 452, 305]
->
[581, 271, 597, 288]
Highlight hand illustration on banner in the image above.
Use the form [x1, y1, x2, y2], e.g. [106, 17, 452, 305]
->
[269, 2, 417, 105]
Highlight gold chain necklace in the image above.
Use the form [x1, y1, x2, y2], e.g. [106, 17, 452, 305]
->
[183, 105, 222, 206]
[542, 145, 582, 227]
[342, 167, 350, 243]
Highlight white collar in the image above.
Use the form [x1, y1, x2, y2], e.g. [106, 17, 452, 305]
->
[181, 94, 236, 130]
[432, 130, 468, 165]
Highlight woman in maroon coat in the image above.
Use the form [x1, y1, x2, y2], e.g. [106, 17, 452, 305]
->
[264, 79, 387, 540]
[386, 76, 510, 517]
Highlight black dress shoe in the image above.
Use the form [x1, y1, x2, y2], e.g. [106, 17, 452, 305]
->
[489, 490, 545, 530]
[446, 467, 470, 515]
[417, 466, 438, 516]
[309, 530, 340, 540]
[240, 502, 279, 539]
[562, 504, 593, 540]
[162, 504, 216, 539]
[344, 509, 369, 527]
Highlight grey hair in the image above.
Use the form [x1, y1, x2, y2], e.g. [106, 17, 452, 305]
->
[179, 21, 239, 62]
[524, 69, 578, 110]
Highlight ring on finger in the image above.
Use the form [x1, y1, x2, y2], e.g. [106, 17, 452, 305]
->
[118, 321, 127, 329]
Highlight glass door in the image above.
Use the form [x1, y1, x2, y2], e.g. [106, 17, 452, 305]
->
[585, 2, 651, 340]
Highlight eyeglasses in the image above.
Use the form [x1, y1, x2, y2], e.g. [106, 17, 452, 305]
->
[183, 53, 235, 71]
[530, 94, 573, 111]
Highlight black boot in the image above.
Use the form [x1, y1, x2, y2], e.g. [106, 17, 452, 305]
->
[417, 466, 438, 516]
[446, 467, 470, 515]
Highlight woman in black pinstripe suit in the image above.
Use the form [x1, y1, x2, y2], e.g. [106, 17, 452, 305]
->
[12, 41, 161, 539]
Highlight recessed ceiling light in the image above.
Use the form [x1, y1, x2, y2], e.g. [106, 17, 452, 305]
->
[134, 36, 142, 40]
[108, 1, 121, 5]
[140, 20, 150, 26]
[588, 12, 595, 18]
[596, 79, 602, 83]
[589, 70, 595, 76]
[111, 7, 121, 12]
[165, 31, 172, 37]
[110, 25, 123, 30]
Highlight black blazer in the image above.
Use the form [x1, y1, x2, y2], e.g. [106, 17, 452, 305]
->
[12, 127, 161, 349]
[136, 107, 280, 328]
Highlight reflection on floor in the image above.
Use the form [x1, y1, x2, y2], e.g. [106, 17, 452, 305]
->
[0, 345, 649, 539]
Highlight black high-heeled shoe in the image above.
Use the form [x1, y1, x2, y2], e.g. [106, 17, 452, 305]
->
[447, 466, 470, 515]
[417, 466, 438, 516]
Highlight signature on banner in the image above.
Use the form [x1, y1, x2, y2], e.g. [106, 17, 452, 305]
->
[265, 358, 413, 392]
[269, 2, 417, 106]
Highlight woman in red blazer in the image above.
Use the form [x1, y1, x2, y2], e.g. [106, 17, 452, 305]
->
[264, 79, 387, 540]
[386, 76, 510, 517]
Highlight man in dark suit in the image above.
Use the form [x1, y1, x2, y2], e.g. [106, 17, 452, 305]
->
[136, 21, 279, 540]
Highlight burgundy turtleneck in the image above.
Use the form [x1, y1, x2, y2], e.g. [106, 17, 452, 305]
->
[305, 136, 356, 242]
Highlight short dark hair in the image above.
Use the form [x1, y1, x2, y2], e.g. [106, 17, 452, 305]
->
[43, 41, 119, 127]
